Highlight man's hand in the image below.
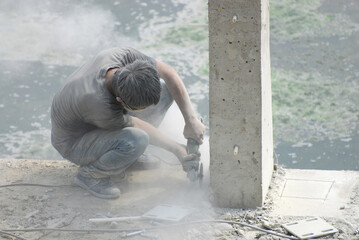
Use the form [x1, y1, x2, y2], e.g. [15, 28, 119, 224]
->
[173, 143, 201, 173]
[181, 158, 200, 173]
[183, 117, 206, 144]
[173, 144, 198, 171]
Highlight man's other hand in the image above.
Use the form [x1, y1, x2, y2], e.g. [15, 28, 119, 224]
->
[181, 159, 199, 173]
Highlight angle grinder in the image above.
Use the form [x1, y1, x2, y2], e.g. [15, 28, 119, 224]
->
[185, 138, 203, 183]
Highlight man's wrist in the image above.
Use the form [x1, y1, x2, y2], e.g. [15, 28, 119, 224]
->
[172, 144, 186, 162]
[184, 114, 197, 125]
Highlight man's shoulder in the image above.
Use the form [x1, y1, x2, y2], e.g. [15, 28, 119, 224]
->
[97, 47, 151, 59]
[97, 47, 131, 57]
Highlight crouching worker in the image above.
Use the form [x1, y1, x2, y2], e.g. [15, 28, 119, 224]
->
[51, 47, 205, 199]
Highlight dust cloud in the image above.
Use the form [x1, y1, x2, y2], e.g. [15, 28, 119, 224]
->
[0, 0, 133, 66]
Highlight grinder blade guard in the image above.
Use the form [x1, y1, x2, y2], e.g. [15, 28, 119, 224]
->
[186, 138, 203, 182]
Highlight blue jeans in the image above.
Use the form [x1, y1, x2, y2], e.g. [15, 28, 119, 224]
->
[67, 81, 173, 178]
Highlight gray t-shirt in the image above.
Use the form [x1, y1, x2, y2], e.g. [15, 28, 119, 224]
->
[51, 47, 156, 158]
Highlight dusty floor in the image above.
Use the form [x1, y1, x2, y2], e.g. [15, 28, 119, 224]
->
[0, 159, 358, 240]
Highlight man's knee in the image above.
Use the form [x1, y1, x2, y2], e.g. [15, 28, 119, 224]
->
[89, 128, 149, 172]
[120, 127, 149, 156]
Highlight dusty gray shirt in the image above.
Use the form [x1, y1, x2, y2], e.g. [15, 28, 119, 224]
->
[51, 47, 156, 158]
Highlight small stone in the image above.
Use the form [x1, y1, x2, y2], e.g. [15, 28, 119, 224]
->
[224, 212, 232, 220]
[188, 229, 201, 236]
[214, 229, 223, 236]
[25, 210, 39, 219]
[246, 212, 255, 220]
[11, 195, 19, 200]
[236, 229, 245, 236]
[52, 232, 61, 238]
[262, 220, 276, 230]
[248, 219, 255, 224]
[110, 221, 118, 229]
[6, 207, 14, 214]
[216, 223, 233, 233]
[256, 233, 266, 239]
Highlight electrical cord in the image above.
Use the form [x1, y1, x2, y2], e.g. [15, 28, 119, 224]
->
[0, 230, 28, 240]
[1, 220, 299, 239]
[0, 183, 75, 188]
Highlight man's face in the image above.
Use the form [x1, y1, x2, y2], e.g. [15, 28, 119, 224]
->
[116, 97, 148, 112]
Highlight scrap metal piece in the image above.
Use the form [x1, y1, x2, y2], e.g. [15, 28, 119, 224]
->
[89, 216, 142, 223]
[282, 217, 338, 239]
[89, 205, 192, 225]
[142, 204, 192, 222]
[125, 229, 146, 237]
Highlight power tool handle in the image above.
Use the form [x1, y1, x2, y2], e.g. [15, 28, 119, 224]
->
[186, 138, 200, 155]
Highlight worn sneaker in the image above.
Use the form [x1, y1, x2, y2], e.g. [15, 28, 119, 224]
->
[74, 173, 121, 199]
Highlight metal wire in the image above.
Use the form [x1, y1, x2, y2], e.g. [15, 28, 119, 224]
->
[1, 220, 299, 239]
[0, 230, 29, 240]
[0, 183, 75, 188]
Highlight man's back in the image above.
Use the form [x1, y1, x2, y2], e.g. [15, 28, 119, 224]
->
[50, 47, 155, 158]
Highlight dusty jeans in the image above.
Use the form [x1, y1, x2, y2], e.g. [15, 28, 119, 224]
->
[67, 81, 173, 178]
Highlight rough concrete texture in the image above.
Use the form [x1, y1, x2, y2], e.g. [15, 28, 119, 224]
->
[1, 159, 359, 240]
[209, 0, 273, 208]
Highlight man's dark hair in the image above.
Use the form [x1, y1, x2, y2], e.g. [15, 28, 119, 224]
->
[112, 60, 161, 109]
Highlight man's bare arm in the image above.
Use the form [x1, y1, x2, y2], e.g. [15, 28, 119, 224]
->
[132, 116, 195, 163]
[156, 60, 206, 144]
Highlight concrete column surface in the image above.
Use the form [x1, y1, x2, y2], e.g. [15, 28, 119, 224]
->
[209, 0, 273, 208]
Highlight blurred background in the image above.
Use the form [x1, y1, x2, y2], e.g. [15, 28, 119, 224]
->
[0, 0, 358, 170]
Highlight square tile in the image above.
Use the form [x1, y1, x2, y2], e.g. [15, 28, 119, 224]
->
[282, 217, 338, 239]
[281, 179, 333, 199]
[142, 204, 192, 222]
[271, 169, 359, 217]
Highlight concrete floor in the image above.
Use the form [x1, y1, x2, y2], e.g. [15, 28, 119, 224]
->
[1, 158, 359, 239]
[0, 158, 214, 239]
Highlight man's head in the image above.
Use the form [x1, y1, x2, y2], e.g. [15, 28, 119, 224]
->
[112, 60, 161, 111]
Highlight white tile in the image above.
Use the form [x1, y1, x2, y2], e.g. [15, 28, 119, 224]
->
[281, 179, 333, 199]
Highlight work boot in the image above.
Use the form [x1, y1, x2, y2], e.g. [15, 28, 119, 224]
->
[74, 173, 121, 199]
[110, 171, 128, 183]
[129, 153, 161, 170]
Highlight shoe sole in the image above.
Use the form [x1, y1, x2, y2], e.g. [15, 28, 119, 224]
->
[74, 177, 121, 199]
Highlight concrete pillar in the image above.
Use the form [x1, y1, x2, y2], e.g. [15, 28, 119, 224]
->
[209, 0, 273, 208]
